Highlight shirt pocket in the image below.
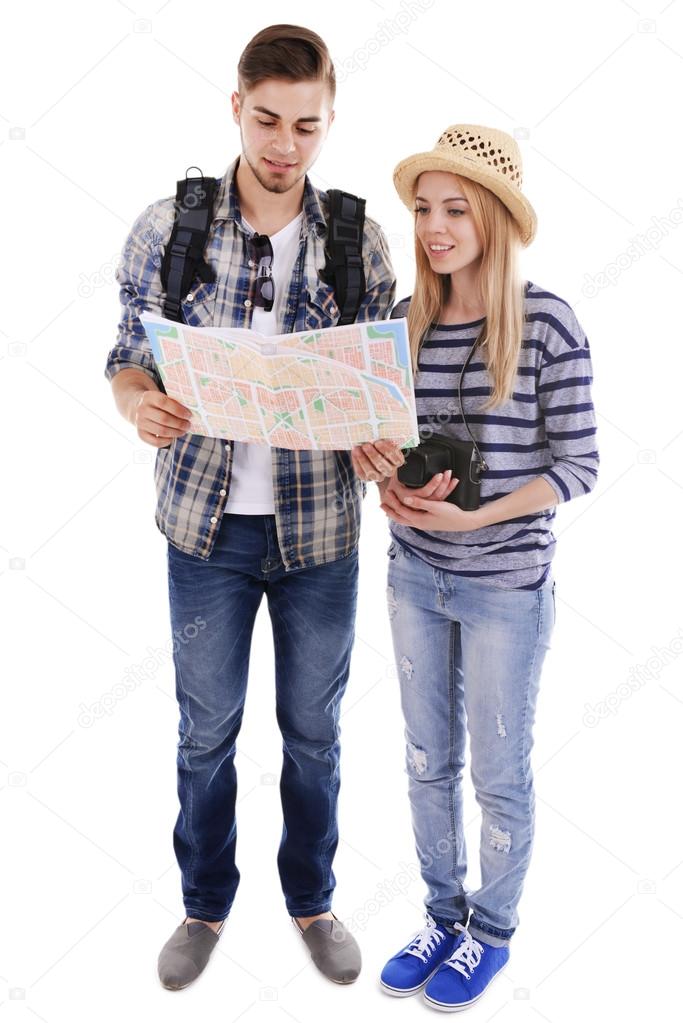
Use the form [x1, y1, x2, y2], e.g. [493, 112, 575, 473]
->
[180, 280, 218, 327]
[306, 282, 340, 330]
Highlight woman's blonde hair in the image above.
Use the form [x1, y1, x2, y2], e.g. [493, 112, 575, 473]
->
[406, 173, 526, 411]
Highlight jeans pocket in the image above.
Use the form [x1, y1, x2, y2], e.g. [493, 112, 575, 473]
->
[552, 579, 556, 626]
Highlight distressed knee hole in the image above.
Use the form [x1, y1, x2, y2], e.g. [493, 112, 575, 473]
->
[407, 741, 427, 775]
[496, 713, 507, 738]
[489, 824, 512, 853]
[400, 655, 414, 680]
[387, 585, 398, 620]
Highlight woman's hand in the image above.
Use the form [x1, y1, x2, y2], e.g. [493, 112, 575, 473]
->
[380, 470, 481, 532]
[381, 470, 456, 504]
[351, 440, 405, 481]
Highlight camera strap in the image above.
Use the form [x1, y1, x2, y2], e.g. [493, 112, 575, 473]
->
[458, 329, 488, 479]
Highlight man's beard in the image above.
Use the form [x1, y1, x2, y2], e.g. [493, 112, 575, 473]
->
[241, 144, 307, 195]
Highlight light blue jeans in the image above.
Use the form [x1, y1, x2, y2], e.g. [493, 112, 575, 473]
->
[386, 538, 555, 947]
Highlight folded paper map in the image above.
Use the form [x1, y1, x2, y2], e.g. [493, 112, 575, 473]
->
[139, 312, 419, 450]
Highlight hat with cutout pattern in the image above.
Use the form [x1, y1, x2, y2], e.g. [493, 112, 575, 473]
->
[393, 123, 537, 246]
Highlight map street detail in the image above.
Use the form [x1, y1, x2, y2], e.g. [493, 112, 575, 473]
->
[139, 313, 419, 450]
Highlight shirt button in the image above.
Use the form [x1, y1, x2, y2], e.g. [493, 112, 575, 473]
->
[186, 293, 194, 302]
[210, 516, 218, 524]
[248, 259, 255, 268]
[219, 489, 226, 497]
[244, 299, 252, 308]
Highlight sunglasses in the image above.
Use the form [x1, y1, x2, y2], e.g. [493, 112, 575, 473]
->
[250, 233, 274, 312]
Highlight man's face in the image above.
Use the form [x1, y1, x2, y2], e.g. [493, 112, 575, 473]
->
[231, 78, 334, 194]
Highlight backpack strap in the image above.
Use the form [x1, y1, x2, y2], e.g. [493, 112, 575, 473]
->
[160, 167, 218, 322]
[160, 173, 366, 326]
[321, 189, 366, 325]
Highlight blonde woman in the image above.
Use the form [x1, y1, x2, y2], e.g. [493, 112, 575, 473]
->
[351, 125, 599, 1011]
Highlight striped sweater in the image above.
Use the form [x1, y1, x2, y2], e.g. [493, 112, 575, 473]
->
[388, 281, 599, 589]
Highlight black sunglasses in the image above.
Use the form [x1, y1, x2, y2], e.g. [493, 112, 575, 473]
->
[250, 233, 274, 311]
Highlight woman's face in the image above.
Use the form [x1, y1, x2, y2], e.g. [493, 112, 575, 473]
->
[414, 171, 483, 274]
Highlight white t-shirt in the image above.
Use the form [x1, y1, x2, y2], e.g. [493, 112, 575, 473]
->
[224, 211, 304, 514]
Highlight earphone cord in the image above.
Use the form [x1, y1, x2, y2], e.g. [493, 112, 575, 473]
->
[457, 328, 488, 483]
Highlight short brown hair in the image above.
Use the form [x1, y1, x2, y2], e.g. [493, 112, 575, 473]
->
[237, 24, 336, 102]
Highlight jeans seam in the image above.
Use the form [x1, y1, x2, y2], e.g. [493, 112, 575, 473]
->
[271, 598, 345, 912]
[448, 621, 458, 895]
[518, 590, 543, 787]
[174, 657, 198, 891]
[320, 670, 342, 904]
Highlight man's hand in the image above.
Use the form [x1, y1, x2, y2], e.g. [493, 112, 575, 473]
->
[351, 440, 405, 481]
[134, 390, 194, 448]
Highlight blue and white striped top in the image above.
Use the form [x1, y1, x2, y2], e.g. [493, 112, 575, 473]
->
[388, 281, 599, 589]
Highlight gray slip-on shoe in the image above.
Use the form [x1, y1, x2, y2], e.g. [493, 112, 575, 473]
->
[294, 914, 361, 984]
[157, 917, 224, 990]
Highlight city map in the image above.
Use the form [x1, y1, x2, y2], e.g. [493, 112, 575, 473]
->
[139, 312, 419, 450]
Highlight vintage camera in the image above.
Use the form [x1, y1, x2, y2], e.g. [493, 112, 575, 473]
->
[398, 434, 484, 511]
[397, 327, 488, 511]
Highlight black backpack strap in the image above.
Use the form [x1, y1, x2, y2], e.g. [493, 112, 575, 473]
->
[321, 189, 366, 326]
[160, 167, 218, 322]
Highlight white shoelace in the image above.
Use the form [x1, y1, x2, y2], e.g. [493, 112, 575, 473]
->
[405, 914, 447, 964]
[444, 923, 484, 979]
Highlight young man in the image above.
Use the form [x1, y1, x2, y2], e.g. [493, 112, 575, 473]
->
[104, 24, 400, 990]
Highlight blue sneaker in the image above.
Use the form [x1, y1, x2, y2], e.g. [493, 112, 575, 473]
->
[423, 925, 509, 1011]
[380, 914, 461, 997]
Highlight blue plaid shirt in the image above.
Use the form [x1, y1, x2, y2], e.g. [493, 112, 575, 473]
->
[105, 156, 396, 567]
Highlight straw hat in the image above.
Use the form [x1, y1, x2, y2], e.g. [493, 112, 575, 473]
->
[393, 124, 537, 246]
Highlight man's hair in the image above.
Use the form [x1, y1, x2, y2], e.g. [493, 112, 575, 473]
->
[237, 24, 336, 102]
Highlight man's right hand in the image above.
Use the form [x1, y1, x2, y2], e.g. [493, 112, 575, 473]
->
[134, 390, 194, 448]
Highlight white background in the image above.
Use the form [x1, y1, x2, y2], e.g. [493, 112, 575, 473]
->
[1, 0, 682, 1019]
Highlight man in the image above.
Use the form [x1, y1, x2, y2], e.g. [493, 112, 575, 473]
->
[104, 24, 401, 989]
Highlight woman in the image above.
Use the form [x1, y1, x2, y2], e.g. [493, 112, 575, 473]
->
[351, 124, 599, 1011]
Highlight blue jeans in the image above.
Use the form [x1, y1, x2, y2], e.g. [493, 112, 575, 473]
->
[386, 539, 555, 947]
[166, 513, 359, 921]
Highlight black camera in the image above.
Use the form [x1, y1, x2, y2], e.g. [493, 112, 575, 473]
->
[396, 324, 489, 512]
[398, 434, 484, 511]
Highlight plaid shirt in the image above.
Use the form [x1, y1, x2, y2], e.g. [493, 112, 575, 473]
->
[105, 156, 396, 567]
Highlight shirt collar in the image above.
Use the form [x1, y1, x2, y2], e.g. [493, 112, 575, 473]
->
[212, 155, 327, 237]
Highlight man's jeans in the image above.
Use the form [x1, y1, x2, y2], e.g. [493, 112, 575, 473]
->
[166, 512, 359, 922]
[386, 538, 555, 947]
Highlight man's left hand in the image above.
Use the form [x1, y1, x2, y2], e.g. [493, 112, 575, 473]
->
[351, 440, 405, 481]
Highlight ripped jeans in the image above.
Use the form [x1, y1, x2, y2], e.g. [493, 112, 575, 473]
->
[386, 538, 555, 947]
